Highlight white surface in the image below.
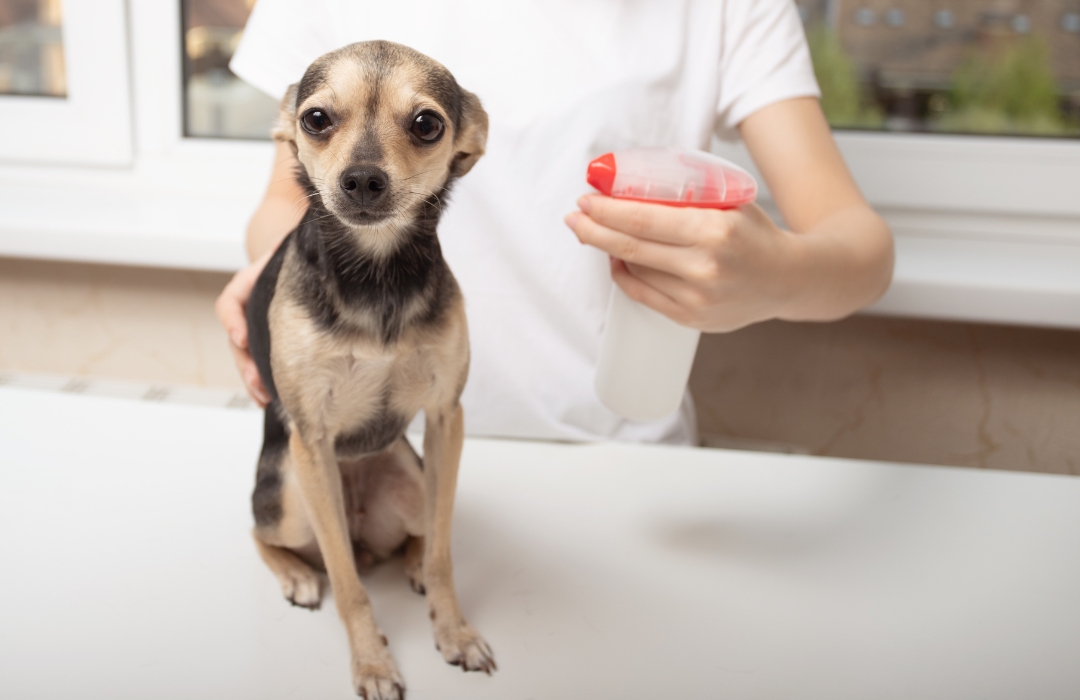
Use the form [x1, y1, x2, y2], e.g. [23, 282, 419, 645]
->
[2, 386, 1080, 699]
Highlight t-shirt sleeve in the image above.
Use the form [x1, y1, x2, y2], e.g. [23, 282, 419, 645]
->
[715, 0, 821, 138]
[230, 0, 339, 100]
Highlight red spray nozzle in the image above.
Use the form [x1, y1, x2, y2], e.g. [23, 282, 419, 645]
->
[586, 153, 617, 195]
[586, 148, 757, 210]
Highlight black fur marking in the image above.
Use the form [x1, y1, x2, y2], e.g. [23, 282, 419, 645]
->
[335, 388, 409, 457]
[289, 167, 460, 345]
[246, 237, 290, 403]
[295, 62, 328, 108]
[252, 401, 290, 527]
[423, 72, 464, 131]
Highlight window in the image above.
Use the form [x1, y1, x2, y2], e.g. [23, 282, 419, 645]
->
[0, 0, 132, 165]
[182, 0, 276, 139]
[934, 10, 956, 30]
[855, 8, 876, 27]
[0, 0, 64, 97]
[799, 1, 1080, 138]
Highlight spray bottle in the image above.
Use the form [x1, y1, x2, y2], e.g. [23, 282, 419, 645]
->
[587, 147, 758, 422]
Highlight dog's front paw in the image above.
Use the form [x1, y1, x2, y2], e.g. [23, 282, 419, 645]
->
[353, 652, 405, 700]
[435, 623, 496, 675]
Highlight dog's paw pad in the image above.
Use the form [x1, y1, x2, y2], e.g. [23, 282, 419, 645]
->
[436, 624, 496, 675]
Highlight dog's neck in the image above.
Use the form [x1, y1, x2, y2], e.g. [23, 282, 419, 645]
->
[291, 169, 456, 344]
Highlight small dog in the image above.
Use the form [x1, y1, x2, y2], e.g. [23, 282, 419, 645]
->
[245, 41, 493, 699]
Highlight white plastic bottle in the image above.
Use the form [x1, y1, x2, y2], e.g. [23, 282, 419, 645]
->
[587, 148, 758, 422]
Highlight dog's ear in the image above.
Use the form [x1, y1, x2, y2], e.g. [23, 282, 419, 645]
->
[271, 83, 299, 144]
[450, 89, 488, 178]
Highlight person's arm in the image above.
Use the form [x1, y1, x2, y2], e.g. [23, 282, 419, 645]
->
[245, 141, 308, 259]
[214, 141, 308, 405]
[564, 97, 894, 332]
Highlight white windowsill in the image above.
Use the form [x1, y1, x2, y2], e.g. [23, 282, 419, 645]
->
[867, 236, 1080, 327]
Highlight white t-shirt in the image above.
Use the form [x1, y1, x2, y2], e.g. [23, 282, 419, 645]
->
[231, 0, 819, 445]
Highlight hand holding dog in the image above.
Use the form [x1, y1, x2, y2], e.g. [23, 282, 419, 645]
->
[215, 251, 273, 407]
[565, 194, 799, 333]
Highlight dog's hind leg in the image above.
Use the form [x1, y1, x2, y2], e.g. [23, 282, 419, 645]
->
[252, 404, 325, 610]
[254, 535, 323, 609]
[253, 463, 324, 609]
[422, 403, 496, 674]
[289, 430, 405, 700]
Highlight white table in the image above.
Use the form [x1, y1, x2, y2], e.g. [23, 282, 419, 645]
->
[1, 386, 1079, 699]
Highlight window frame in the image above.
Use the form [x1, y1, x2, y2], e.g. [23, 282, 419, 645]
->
[0, 0, 1077, 328]
[0, 0, 133, 166]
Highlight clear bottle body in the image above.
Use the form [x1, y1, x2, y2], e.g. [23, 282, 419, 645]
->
[595, 286, 701, 422]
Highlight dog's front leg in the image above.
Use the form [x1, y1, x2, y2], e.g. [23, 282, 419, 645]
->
[422, 404, 496, 673]
[289, 431, 405, 699]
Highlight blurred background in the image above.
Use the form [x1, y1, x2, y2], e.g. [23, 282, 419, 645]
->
[1, 0, 1078, 473]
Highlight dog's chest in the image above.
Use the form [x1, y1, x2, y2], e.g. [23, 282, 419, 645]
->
[271, 298, 459, 441]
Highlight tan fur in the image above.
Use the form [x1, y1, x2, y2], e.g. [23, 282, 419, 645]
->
[252, 42, 493, 699]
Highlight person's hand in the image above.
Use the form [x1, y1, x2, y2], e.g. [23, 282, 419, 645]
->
[564, 194, 799, 333]
[215, 250, 274, 406]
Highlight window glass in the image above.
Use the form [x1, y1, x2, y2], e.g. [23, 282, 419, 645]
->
[797, 1, 1080, 137]
[183, 0, 276, 139]
[0, 0, 65, 97]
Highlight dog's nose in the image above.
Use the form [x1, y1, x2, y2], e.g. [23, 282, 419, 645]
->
[340, 165, 389, 205]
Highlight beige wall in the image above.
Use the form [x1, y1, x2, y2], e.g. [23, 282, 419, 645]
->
[689, 317, 1080, 475]
[0, 257, 242, 390]
[2, 256, 1077, 475]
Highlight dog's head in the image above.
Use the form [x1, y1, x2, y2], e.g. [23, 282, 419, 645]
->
[274, 41, 488, 250]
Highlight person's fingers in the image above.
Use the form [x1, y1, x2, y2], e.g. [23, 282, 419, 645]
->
[623, 260, 711, 310]
[578, 194, 730, 246]
[566, 211, 695, 277]
[221, 251, 274, 338]
[609, 257, 694, 327]
[216, 250, 276, 407]
[228, 339, 270, 407]
[215, 278, 250, 350]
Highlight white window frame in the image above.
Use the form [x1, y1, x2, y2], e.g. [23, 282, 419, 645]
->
[0, 0, 1078, 328]
[0, 0, 271, 271]
[0, 0, 132, 166]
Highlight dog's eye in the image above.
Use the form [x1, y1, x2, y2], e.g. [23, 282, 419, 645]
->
[300, 109, 333, 134]
[410, 112, 444, 143]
